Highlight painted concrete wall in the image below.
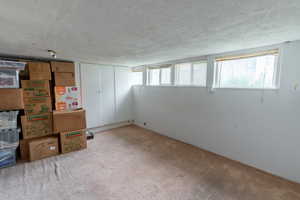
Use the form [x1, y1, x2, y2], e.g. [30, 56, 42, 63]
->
[132, 41, 300, 183]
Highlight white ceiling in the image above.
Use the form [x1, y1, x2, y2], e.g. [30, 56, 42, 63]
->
[0, 0, 299, 67]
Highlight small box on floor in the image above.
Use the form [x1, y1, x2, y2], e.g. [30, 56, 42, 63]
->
[21, 80, 51, 97]
[53, 109, 86, 133]
[28, 136, 59, 161]
[21, 113, 53, 139]
[60, 129, 87, 154]
[54, 86, 81, 111]
[0, 89, 24, 110]
[23, 97, 52, 115]
[19, 137, 52, 160]
[27, 62, 51, 80]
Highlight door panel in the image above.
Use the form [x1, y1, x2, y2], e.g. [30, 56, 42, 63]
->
[81, 64, 102, 128]
[99, 66, 115, 125]
[115, 67, 132, 122]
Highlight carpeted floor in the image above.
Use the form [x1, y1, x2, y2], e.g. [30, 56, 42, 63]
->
[0, 125, 300, 200]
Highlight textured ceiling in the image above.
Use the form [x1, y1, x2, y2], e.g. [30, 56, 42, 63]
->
[0, 0, 299, 66]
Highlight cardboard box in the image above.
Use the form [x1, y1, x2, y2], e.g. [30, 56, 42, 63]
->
[21, 80, 50, 97]
[28, 62, 51, 80]
[0, 89, 24, 110]
[54, 86, 81, 111]
[23, 97, 52, 115]
[53, 109, 86, 133]
[60, 129, 87, 154]
[29, 136, 59, 161]
[20, 139, 31, 160]
[54, 72, 75, 86]
[51, 61, 75, 73]
[21, 113, 53, 139]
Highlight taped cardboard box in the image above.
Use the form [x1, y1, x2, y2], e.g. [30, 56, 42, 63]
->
[53, 109, 86, 133]
[54, 86, 81, 111]
[23, 97, 52, 115]
[51, 61, 75, 73]
[20, 135, 53, 160]
[0, 89, 24, 111]
[21, 80, 50, 97]
[28, 62, 51, 80]
[29, 136, 59, 161]
[60, 129, 87, 154]
[54, 72, 75, 86]
[21, 113, 53, 139]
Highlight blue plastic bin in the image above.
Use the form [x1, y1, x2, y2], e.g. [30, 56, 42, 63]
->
[0, 148, 16, 169]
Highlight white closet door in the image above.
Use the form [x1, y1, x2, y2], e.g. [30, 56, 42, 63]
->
[99, 66, 115, 125]
[81, 63, 102, 128]
[115, 67, 132, 122]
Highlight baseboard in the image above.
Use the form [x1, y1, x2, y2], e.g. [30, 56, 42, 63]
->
[88, 121, 133, 133]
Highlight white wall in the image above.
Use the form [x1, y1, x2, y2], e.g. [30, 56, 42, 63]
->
[132, 41, 300, 183]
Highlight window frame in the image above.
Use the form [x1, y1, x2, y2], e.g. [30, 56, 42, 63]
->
[174, 61, 207, 87]
[213, 49, 281, 90]
[147, 66, 172, 86]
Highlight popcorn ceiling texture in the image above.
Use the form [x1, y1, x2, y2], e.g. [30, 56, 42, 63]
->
[0, 125, 300, 200]
[0, 0, 299, 66]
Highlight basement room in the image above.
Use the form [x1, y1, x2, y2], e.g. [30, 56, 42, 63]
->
[0, 1, 300, 200]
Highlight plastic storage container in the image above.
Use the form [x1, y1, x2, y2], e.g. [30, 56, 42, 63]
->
[0, 148, 16, 169]
[0, 70, 20, 88]
[0, 128, 20, 149]
[0, 111, 19, 129]
[0, 60, 26, 88]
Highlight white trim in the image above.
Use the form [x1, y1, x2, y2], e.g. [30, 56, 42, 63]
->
[89, 121, 133, 133]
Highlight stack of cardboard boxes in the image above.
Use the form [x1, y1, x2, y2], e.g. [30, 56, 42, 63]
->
[20, 61, 87, 162]
[20, 62, 59, 161]
[51, 61, 87, 155]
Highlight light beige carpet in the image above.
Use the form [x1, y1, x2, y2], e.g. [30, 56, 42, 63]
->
[0, 125, 300, 200]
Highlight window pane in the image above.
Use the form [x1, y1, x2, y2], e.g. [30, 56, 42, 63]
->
[148, 69, 160, 85]
[130, 72, 143, 85]
[193, 62, 207, 86]
[176, 63, 192, 85]
[161, 67, 171, 84]
[217, 54, 277, 88]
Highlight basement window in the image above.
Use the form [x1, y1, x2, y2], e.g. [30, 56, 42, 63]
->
[148, 68, 160, 85]
[147, 65, 172, 85]
[175, 61, 207, 86]
[160, 67, 171, 85]
[214, 49, 279, 89]
[131, 68, 144, 85]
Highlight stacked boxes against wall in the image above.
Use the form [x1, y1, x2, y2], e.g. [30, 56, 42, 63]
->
[20, 62, 59, 161]
[51, 62, 87, 154]
[0, 61, 25, 168]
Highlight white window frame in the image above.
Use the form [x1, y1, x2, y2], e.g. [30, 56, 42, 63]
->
[147, 65, 172, 86]
[131, 67, 145, 86]
[175, 61, 207, 87]
[212, 49, 281, 90]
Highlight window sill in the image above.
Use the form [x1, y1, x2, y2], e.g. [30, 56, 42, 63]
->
[134, 85, 207, 88]
[211, 87, 279, 91]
